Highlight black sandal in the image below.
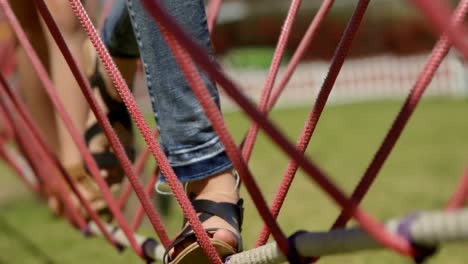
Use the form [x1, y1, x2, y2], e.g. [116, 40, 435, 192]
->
[84, 58, 136, 189]
[163, 199, 244, 264]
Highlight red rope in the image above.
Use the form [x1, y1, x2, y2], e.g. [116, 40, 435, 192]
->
[409, 0, 468, 59]
[0, 97, 14, 140]
[330, 0, 468, 230]
[0, 75, 91, 233]
[0, 86, 53, 197]
[0, 0, 144, 255]
[0, 100, 41, 194]
[118, 146, 151, 210]
[0, 74, 120, 237]
[33, 0, 171, 254]
[141, 0, 416, 256]
[447, 166, 468, 211]
[131, 168, 159, 232]
[3, 0, 464, 261]
[0, 142, 40, 193]
[0, 39, 15, 78]
[267, 0, 335, 110]
[256, 0, 367, 247]
[141, 0, 291, 257]
[241, 0, 302, 163]
[206, 0, 222, 34]
[119, 130, 157, 210]
[1, 0, 106, 236]
[67, 0, 213, 257]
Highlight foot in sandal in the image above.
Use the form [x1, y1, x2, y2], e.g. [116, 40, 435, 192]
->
[83, 39, 136, 190]
[164, 171, 243, 264]
[47, 40, 137, 219]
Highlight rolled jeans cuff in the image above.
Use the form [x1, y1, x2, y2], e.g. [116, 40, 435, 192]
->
[158, 139, 233, 183]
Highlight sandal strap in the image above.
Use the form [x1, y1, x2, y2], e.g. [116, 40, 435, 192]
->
[84, 108, 132, 145]
[89, 58, 126, 112]
[163, 199, 244, 263]
[90, 147, 136, 168]
[191, 199, 244, 233]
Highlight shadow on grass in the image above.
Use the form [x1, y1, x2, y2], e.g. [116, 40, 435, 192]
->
[0, 215, 56, 264]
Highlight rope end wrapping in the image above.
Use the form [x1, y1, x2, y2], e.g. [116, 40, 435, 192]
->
[81, 227, 91, 237]
[287, 230, 313, 264]
[411, 243, 438, 264]
[396, 213, 438, 263]
[142, 238, 158, 263]
[115, 243, 126, 253]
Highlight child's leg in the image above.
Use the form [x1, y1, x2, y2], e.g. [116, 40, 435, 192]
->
[10, 1, 59, 154]
[40, 0, 90, 167]
[125, 0, 241, 259]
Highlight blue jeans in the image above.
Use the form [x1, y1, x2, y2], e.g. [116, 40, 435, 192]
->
[102, 0, 232, 183]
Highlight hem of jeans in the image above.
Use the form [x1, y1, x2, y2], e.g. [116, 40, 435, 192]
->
[157, 157, 233, 184]
[166, 139, 227, 167]
[167, 136, 220, 155]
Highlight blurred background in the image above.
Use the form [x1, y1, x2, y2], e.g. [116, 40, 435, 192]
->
[1, 0, 467, 263]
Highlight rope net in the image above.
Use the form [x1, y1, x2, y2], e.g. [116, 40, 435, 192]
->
[0, 0, 467, 263]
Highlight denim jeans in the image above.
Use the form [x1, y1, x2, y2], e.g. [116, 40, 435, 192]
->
[102, 0, 232, 183]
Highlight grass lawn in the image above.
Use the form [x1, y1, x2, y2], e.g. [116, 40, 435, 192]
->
[1, 97, 468, 263]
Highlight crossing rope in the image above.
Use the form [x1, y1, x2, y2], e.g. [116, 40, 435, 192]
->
[0, 0, 467, 263]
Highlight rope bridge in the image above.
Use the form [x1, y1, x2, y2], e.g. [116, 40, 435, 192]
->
[1, 0, 467, 263]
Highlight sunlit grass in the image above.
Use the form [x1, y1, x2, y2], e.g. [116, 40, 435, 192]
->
[1, 97, 467, 263]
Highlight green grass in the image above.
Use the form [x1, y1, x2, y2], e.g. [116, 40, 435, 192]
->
[1, 97, 468, 263]
[223, 47, 291, 69]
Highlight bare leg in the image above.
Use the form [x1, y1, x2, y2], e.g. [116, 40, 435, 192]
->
[41, 0, 89, 167]
[10, 1, 59, 154]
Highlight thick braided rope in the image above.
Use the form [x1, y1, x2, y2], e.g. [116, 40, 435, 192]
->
[241, 0, 302, 163]
[0, 87, 51, 196]
[0, 142, 39, 193]
[331, 0, 468, 230]
[131, 169, 159, 232]
[266, 0, 335, 110]
[118, 146, 152, 210]
[89, 207, 468, 263]
[0, 93, 38, 193]
[140, 0, 414, 256]
[35, 0, 172, 254]
[1, 0, 106, 238]
[0, 114, 49, 197]
[119, 127, 159, 211]
[0, 96, 14, 140]
[33, 0, 157, 256]
[0, 89, 47, 193]
[0, 97, 39, 194]
[118, 148, 152, 210]
[140, 0, 290, 255]
[87, 221, 166, 261]
[1, 0, 145, 255]
[0, 75, 92, 233]
[409, 0, 468, 59]
[232, 208, 468, 264]
[256, 0, 368, 246]
[67, 0, 222, 262]
[0, 74, 128, 243]
[1, 0, 464, 260]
